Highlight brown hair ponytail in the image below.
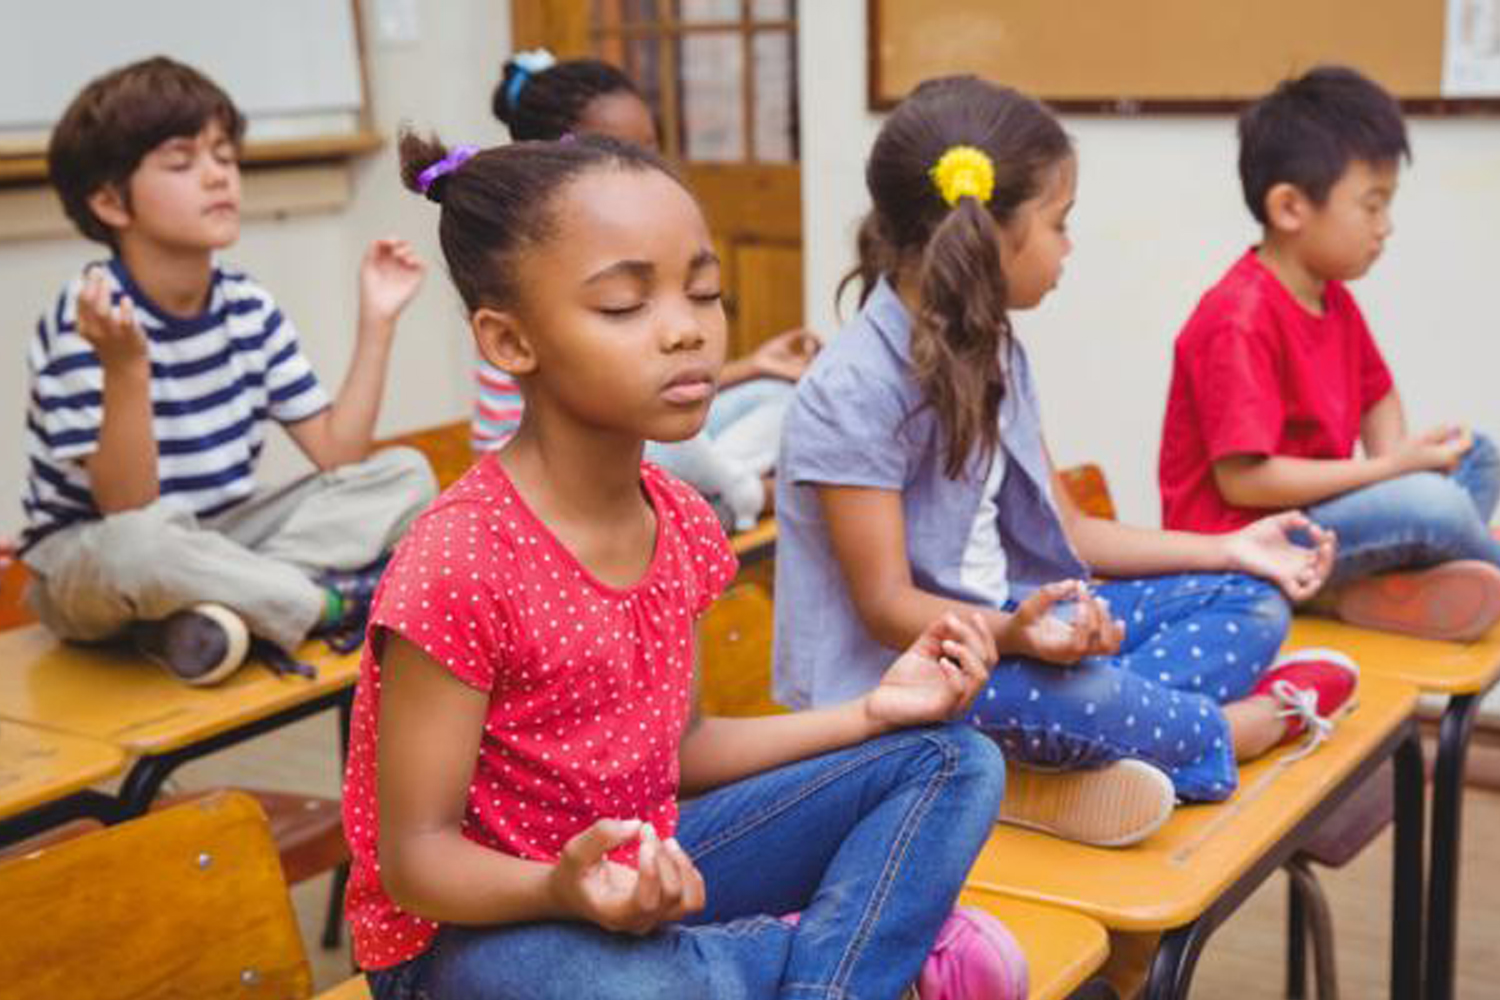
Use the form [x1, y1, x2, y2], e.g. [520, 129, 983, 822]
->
[855, 76, 1071, 478]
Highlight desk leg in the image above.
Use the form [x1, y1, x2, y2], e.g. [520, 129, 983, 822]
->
[1391, 723, 1425, 1000]
[1425, 693, 1478, 1000]
[1142, 921, 1208, 1000]
[321, 691, 355, 949]
[114, 754, 179, 820]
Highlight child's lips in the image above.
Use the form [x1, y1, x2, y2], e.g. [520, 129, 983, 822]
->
[662, 379, 714, 404]
[661, 367, 716, 404]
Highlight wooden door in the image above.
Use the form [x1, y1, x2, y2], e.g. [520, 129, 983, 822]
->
[512, 0, 804, 357]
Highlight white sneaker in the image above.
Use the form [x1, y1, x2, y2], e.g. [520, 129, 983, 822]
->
[131, 602, 249, 686]
[998, 758, 1176, 848]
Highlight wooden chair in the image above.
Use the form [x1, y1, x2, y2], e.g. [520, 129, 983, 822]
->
[697, 582, 786, 718]
[0, 557, 354, 947]
[0, 790, 313, 998]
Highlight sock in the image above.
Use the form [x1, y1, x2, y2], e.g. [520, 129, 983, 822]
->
[322, 588, 346, 628]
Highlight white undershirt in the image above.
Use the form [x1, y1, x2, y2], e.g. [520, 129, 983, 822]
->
[959, 445, 1010, 606]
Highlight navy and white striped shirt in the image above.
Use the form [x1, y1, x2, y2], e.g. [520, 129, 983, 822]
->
[21, 259, 330, 553]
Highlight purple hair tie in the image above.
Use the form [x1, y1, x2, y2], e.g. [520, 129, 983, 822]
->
[417, 145, 479, 201]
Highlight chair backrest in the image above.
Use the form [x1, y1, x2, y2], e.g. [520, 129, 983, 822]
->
[0, 790, 312, 999]
[375, 420, 475, 492]
[1057, 463, 1117, 521]
[697, 582, 786, 717]
[0, 554, 35, 631]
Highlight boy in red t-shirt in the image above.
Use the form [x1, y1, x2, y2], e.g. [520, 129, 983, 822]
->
[1159, 66, 1500, 642]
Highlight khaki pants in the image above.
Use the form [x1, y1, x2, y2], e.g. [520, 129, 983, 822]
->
[24, 447, 437, 651]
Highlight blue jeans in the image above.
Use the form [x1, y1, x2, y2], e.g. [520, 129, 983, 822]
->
[968, 573, 1291, 802]
[366, 725, 1005, 1000]
[1308, 432, 1500, 588]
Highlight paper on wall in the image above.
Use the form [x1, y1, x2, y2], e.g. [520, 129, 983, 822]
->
[1444, 0, 1500, 96]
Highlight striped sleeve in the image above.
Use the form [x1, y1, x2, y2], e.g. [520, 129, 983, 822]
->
[29, 281, 105, 463]
[253, 290, 330, 424]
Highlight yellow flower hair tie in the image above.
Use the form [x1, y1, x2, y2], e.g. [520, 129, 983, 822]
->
[930, 145, 995, 207]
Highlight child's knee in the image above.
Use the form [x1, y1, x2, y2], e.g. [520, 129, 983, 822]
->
[91, 502, 188, 576]
[368, 446, 439, 501]
[1397, 472, 1481, 533]
[922, 725, 1006, 805]
[1224, 575, 1291, 649]
[1466, 431, 1498, 471]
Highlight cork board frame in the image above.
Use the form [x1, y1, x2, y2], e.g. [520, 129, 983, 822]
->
[869, 0, 1500, 115]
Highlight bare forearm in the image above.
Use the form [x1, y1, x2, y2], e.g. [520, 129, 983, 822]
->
[319, 319, 396, 468]
[1360, 391, 1406, 458]
[718, 355, 758, 389]
[678, 700, 883, 794]
[1214, 454, 1400, 510]
[87, 364, 159, 512]
[1068, 515, 1230, 578]
[381, 828, 566, 926]
[852, 582, 1010, 658]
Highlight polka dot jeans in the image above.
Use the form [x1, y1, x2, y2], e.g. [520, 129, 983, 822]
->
[967, 572, 1291, 802]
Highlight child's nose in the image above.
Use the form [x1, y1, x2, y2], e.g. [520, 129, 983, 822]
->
[661, 301, 706, 352]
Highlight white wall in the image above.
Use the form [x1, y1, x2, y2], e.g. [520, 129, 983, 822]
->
[0, 0, 510, 538]
[801, 0, 1500, 527]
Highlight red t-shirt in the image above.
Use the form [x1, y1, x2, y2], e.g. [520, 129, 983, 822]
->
[1159, 249, 1394, 533]
[341, 458, 738, 971]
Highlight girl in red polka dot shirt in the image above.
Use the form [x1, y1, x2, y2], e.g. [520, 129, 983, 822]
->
[343, 130, 1026, 1000]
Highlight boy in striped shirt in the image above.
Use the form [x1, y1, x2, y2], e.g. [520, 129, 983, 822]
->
[20, 57, 436, 684]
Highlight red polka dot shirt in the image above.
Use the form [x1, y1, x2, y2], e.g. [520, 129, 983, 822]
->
[341, 458, 738, 970]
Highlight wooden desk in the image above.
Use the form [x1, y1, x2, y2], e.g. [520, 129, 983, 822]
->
[1288, 616, 1500, 1000]
[0, 625, 359, 838]
[958, 890, 1111, 1000]
[0, 721, 124, 840]
[964, 673, 1423, 1000]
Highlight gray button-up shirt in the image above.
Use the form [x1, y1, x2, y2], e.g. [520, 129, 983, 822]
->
[773, 278, 1088, 708]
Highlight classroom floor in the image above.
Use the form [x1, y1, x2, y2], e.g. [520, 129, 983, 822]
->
[176, 712, 1500, 999]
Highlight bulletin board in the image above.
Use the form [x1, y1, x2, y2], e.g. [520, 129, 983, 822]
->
[0, 0, 380, 184]
[869, 0, 1500, 113]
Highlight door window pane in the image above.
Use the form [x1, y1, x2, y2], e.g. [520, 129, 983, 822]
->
[752, 30, 794, 161]
[681, 30, 745, 161]
[681, 0, 742, 23]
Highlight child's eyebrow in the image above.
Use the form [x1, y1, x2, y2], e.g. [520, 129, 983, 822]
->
[687, 249, 720, 273]
[583, 260, 653, 285]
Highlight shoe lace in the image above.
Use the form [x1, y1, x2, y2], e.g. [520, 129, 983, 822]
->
[1270, 678, 1333, 762]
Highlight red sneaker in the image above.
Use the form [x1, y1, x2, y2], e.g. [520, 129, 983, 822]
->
[1252, 648, 1360, 756]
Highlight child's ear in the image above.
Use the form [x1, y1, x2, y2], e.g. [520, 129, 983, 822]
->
[473, 308, 537, 376]
[1263, 182, 1310, 234]
[86, 183, 131, 231]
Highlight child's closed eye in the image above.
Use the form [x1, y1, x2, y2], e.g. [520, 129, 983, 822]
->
[596, 302, 645, 319]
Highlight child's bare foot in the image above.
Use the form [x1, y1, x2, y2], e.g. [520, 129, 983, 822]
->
[1334, 560, 1500, 642]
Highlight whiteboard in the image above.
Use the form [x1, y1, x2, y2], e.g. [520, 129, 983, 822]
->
[0, 0, 364, 149]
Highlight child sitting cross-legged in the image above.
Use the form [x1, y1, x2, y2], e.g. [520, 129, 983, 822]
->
[19, 57, 437, 684]
[1160, 65, 1500, 642]
[343, 130, 1031, 1000]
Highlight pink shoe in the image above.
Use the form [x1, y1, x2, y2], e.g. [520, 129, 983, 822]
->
[916, 906, 1028, 1000]
[1251, 648, 1360, 757]
[1334, 560, 1500, 643]
[781, 907, 1028, 1000]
